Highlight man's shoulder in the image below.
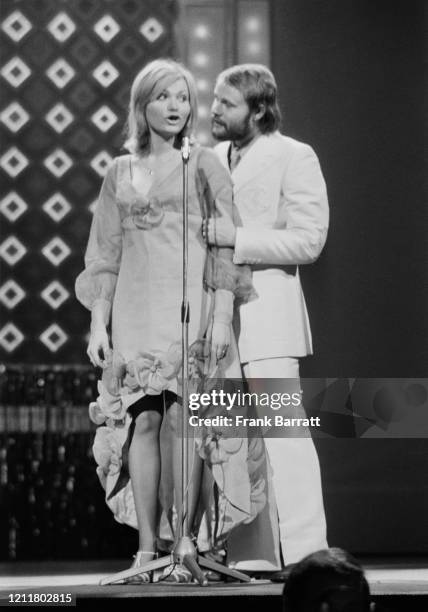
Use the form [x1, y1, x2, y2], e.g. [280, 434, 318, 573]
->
[212, 133, 315, 163]
[269, 132, 313, 155]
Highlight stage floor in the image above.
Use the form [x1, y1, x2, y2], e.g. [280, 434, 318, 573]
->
[1, 558, 428, 610]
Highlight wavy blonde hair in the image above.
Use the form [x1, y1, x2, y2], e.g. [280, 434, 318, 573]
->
[124, 59, 198, 155]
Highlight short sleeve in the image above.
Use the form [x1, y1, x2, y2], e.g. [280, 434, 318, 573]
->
[75, 160, 122, 314]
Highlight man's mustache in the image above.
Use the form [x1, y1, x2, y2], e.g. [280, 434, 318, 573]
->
[211, 117, 226, 127]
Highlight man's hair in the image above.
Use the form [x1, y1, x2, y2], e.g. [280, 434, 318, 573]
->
[282, 548, 372, 612]
[217, 63, 281, 133]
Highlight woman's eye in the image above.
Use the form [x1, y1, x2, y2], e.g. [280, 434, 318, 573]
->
[157, 92, 167, 100]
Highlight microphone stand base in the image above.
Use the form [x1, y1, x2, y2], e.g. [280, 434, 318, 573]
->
[99, 536, 251, 586]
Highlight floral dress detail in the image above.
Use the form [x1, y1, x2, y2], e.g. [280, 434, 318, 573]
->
[75, 146, 265, 551]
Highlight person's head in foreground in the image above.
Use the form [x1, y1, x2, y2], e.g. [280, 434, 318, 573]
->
[211, 63, 281, 146]
[282, 548, 375, 612]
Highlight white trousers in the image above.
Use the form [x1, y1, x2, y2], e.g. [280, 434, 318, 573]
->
[242, 357, 327, 566]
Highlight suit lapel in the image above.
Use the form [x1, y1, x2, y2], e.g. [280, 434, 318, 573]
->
[214, 141, 230, 171]
[232, 134, 283, 194]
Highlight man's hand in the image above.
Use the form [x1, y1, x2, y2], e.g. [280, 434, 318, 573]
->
[202, 216, 237, 248]
[87, 324, 110, 368]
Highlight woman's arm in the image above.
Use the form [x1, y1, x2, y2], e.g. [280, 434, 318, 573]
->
[75, 160, 122, 367]
[198, 148, 237, 363]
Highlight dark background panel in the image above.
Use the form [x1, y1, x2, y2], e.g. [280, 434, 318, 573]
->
[272, 0, 427, 379]
[270, 0, 428, 554]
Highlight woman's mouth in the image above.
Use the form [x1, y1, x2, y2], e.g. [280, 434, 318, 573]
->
[166, 115, 181, 124]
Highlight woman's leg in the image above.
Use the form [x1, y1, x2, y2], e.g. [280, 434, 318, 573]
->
[128, 408, 163, 551]
[167, 401, 203, 538]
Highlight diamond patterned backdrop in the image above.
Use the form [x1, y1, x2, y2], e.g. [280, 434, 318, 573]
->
[0, 0, 179, 363]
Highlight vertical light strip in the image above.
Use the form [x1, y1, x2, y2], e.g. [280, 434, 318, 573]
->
[178, 2, 228, 144]
[177, 0, 271, 143]
[237, 0, 270, 66]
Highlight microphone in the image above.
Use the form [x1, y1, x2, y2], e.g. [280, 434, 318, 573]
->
[181, 136, 190, 162]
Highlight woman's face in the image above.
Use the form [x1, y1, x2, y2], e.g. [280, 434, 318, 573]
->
[144, 77, 191, 142]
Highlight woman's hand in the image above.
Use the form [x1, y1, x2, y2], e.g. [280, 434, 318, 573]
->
[210, 321, 230, 366]
[87, 324, 110, 368]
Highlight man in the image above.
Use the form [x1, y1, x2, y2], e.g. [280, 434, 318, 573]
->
[205, 64, 329, 578]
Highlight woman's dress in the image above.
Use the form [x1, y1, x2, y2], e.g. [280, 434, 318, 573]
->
[75, 146, 270, 554]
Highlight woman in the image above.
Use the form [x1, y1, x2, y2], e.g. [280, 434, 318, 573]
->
[76, 59, 262, 582]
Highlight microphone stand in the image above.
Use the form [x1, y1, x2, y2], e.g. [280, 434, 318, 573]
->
[100, 138, 250, 586]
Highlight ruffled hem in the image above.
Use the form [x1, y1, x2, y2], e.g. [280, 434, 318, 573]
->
[88, 342, 268, 547]
[88, 341, 217, 427]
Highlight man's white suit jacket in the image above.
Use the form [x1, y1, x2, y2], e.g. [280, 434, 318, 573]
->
[215, 131, 329, 363]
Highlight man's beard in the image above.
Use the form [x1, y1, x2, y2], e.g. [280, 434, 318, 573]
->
[211, 112, 252, 142]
